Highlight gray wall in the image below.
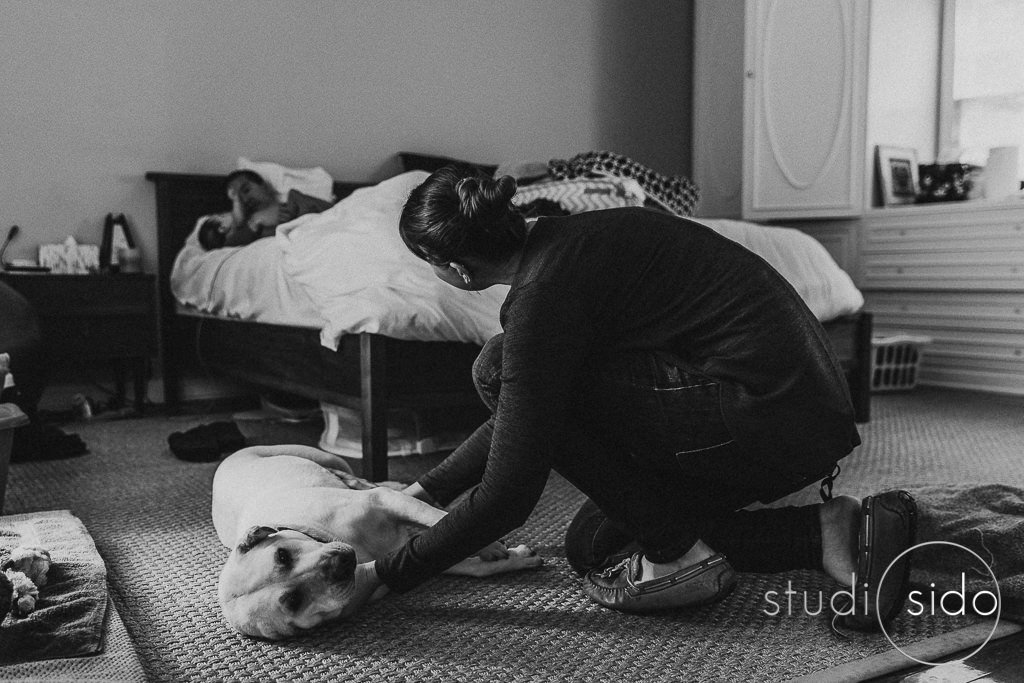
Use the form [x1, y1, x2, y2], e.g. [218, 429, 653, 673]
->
[0, 1, 693, 272]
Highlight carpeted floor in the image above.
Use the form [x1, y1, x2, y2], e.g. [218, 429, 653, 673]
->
[2, 388, 1023, 682]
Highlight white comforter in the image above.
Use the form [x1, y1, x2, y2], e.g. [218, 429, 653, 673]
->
[171, 171, 862, 350]
[172, 172, 508, 349]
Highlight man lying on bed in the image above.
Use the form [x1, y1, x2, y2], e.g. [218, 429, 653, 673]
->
[199, 170, 334, 250]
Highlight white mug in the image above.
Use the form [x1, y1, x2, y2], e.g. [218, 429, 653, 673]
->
[983, 146, 1020, 200]
[118, 247, 142, 273]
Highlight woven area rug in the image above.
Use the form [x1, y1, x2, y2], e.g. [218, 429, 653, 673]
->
[2, 388, 1022, 682]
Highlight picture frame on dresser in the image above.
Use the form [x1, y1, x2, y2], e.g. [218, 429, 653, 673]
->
[876, 145, 921, 206]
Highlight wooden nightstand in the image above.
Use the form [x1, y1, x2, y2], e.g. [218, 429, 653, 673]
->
[0, 272, 157, 411]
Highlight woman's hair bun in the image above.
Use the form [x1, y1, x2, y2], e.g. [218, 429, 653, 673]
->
[456, 175, 518, 220]
[399, 166, 526, 265]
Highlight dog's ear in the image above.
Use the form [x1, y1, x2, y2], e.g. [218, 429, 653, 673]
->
[237, 525, 279, 554]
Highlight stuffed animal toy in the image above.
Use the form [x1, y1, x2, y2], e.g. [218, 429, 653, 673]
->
[4, 570, 39, 617]
[0, 545, 52, 619]
[2, 546, 52, 587]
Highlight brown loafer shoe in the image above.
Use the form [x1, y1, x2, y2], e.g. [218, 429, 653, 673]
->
[583, 552, 737, 613]
[833, 490, 918, 632]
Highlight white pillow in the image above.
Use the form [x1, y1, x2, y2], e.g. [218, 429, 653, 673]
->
[237, 157, 335, 203]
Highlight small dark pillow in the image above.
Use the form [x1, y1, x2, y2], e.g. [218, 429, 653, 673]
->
[399, 152, 498, 177]
[518, 198, 570, 218]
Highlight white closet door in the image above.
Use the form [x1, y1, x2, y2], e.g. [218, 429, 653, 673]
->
[742, 0, 868, 219]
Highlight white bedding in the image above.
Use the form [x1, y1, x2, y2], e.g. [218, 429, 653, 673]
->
[171, 172, 863, 350]
[170, 218, 325, 329]
[171, 172, 508, 349]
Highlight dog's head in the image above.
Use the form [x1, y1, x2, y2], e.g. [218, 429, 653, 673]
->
[218, 525, 359, 640]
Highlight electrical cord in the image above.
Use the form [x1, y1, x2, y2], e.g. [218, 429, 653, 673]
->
[1, 225, 50, 272]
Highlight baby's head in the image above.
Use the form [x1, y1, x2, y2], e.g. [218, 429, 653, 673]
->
[199, 215, 231, 250]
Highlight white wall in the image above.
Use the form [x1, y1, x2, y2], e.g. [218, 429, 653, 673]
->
[866, 0, 942, 165]
[0, 0, 693, 273]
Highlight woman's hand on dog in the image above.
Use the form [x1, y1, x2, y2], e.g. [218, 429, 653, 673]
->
[476, 540, 510, 561]
[401, 482, 439, 505]
[331, 469, 406, 492]
[447, 545, 544, 577]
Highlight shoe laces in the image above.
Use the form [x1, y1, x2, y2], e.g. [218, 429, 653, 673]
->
[595, 555, 633, 580]
[819, 463, 842, 502]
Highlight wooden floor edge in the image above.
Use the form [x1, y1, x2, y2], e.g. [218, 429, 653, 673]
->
[783, 619, 1024, 683]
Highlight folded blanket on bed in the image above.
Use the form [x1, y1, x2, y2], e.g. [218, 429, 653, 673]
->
[0, 510, 108, 665]
[512, 177, 646, 214]
[907, 483, 1024, 622]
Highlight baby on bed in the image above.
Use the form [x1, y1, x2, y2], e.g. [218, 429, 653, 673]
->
[199, 170, 334, 250]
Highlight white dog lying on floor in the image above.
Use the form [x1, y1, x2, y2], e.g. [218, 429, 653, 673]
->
[212, 445, 542, 639]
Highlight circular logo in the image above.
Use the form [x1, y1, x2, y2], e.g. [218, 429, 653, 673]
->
[876, 540, 1001, 666]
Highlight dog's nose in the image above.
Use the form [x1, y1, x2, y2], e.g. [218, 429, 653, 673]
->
[322, 545, 356, 582]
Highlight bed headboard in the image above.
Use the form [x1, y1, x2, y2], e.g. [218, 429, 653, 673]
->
[144, 171, 369, 408]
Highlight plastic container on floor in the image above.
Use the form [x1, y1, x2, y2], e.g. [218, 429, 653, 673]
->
[318, 402, 473, 459]
[870, 334, 933, 392]
[0, 402, 30, 513]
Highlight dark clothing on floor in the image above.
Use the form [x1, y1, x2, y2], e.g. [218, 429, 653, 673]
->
[0, 281, 44, 417]
[375, 208, 860, 593]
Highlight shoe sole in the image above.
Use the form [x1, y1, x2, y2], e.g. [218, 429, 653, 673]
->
[839, 490, 918, 631]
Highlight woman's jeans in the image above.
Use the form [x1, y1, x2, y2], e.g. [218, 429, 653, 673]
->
[472, 334, 825, 574]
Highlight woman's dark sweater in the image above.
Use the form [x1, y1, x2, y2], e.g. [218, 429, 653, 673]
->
[375, 208, 860, 592]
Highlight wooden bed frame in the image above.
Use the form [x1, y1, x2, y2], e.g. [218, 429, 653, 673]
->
[146, 171, 872, 480]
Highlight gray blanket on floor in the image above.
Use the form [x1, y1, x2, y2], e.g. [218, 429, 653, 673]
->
[908, 483, 1024, 622]
[0, 510, 108, 665]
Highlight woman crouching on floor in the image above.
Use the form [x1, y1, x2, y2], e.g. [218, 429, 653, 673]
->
[346, 166, 916, 631]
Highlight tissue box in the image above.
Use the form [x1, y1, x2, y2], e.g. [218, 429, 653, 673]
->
[38, 241, 100, 274]
[1, 403, 29, 513]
